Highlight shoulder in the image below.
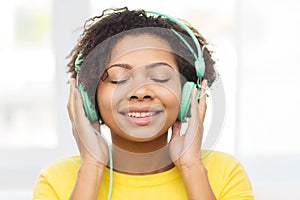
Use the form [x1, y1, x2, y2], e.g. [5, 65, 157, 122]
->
[40, 155, 82, 185]
[42, 155, 81, 171]
[32, 155, 81, 199]
[201, 150, 254, 199]
[39, 155, 81, 178]
[202, 150, 241, 167]
[201, 150, 249, 179]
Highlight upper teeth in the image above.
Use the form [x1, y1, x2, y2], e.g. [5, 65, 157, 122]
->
[127, 112, 155, 118]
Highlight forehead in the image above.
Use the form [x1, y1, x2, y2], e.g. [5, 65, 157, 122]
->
[110, 34, 174, 63]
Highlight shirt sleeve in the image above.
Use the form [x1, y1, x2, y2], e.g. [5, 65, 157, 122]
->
[32, 173, 60, 200]
[218, 156, 254, 200]
[31, 156, 80, 200]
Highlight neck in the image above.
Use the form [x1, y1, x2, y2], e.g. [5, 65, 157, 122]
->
[110, 132, 174, 175]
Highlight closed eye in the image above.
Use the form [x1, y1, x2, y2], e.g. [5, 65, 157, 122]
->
[150, 78, 170, 83]
[110, 79, 129, 84]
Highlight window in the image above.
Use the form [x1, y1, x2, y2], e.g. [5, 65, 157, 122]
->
[0, 1, 56, 149]
[237, 0, 300, 156]
[236, 0, 300, 198]
[0, 0, 86, 197]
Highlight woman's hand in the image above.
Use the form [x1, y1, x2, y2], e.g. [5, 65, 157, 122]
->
[68, 78, 107, 199]
[67, 78, 108, 167]
[169, 80, 216, 200]
[169, 79, 207, 169]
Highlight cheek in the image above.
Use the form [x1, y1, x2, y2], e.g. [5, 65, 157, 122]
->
[96, 84, 114, 118]
[156, 83, 181, 117]
[167, 94, 181, 117]
[97, 83, 127, 126]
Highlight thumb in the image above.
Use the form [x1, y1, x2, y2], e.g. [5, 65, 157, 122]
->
[170, 120, 182, 141]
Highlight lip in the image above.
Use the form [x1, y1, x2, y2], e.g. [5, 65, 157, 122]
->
[119, 105, 162, 114]
[119, 106, 163, 126]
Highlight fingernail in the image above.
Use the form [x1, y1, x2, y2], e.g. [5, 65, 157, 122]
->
[203, 79, 208, 85]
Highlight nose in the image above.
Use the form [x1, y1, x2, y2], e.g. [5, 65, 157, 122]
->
[127, 84, 155, 101]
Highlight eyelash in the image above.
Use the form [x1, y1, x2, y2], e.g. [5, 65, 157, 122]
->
[150, 78, 170, 83]
[110, 79, 128, 84]
[109, 78, 170, 84]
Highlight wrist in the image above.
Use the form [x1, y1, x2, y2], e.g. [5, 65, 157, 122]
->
[71, 158, 105, 199]
[176, 157, 207, 173]
[83, 152, 108, 166]
[80, 160, 106, 174]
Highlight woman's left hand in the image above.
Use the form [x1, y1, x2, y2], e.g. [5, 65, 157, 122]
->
[169, 79, 207, 168]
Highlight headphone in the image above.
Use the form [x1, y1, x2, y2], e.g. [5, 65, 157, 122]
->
[75, 10, 205, 122]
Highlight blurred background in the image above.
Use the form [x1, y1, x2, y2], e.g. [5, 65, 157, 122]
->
[0, 0, 299, 199]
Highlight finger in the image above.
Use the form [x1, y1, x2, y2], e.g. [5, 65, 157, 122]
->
[198, 79, 207, 123]
[73, 88, 104, 157]
[189, 87, 199, 123]
[170, 120, 182, 141]
[185, 88, 199, 139]
[67, 78, 76, 122]
[73, 86, 91, 127]
[72, 126, 81, 144]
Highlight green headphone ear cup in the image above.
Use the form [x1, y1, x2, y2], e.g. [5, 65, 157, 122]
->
[78, 84, 99, 122]
[177, 81, 196, 121]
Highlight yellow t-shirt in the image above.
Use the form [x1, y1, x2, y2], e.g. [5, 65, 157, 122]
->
[32, 150, 254, 200]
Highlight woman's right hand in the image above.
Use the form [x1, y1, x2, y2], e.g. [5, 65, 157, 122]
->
[67, 78, 109, 167]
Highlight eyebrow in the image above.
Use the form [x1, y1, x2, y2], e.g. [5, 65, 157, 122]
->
[107, 63, 132, 70]
[107, 62, 174, 70]
[145, 62, 174, 70]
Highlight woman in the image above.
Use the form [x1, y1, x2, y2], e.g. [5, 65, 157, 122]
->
[33, 7, 253, 200]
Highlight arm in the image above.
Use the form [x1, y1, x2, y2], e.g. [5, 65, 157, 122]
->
[70, 160, 105, 200]
[68, 78, 108, 199]
[170, 80, 216, 200]
[178, 159, 216, 200]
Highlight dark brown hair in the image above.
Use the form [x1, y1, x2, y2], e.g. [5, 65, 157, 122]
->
[67, 7, 217, 120]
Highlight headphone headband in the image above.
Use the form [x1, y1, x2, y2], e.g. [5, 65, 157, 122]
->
[146, 10, 205, 78]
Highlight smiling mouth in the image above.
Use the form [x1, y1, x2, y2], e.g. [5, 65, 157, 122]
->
[119, 110, 163, 126]
[127, 111, 157, 118]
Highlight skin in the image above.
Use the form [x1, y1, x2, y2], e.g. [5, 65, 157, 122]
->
[68, 34, 216, 200]
[98, 34, 181, 152]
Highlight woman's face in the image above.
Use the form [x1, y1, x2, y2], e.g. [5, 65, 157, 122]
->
[97, 34, 181, 142]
